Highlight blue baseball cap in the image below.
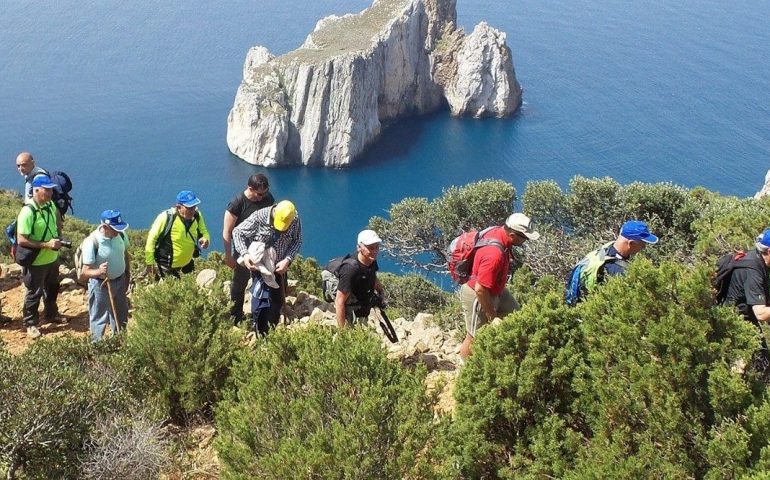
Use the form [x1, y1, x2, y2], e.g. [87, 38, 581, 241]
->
[31, 175, 57, 189]
[620, 220, 659, 244]
[176, 190, 201, 208]
[756, 229, 770, 248]
[99, 209, 129, 232]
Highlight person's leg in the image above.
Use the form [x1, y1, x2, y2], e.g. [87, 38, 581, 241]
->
[22, 265, 45, 327]
[42, 261, 60, 320]
[266, 273, 286, 330]
[87, 279, 111, 342]
[459, 283, 489, 360]
[110, 275, 130, 333]
[230, 263, 250, 323]
[181, 260, 195, 274]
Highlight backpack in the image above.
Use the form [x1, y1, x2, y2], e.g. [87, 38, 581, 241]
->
[321, 254, 360, 302]
[446, 227, 504, 284]
[39, 169, 74, 217]
[712, 250, 766, 305]
[154, 209, 202, 263]
[6, 205, 51, 267]
[565, 242, 629, 306]
[75, 231, 127, 282]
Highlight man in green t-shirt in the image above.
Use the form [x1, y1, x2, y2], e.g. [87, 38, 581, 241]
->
[16, 175, 64, 339]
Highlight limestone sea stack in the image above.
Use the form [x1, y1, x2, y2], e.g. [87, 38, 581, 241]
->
[227, 0, 522, 167]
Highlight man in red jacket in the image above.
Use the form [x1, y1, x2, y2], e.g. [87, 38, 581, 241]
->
[459, 213, 540, 360]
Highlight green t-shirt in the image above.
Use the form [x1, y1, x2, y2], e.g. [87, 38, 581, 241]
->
[16, 201, 59, 266]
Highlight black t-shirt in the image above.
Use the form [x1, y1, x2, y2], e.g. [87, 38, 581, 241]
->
[724, 250, 768, 321]
[226, 191, 275, 227]
[337, 255, 378, 307]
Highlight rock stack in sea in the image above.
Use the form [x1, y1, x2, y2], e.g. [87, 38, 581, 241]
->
[226, 0, 521, 167]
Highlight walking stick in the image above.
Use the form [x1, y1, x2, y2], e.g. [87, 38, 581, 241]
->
[101, 277, 121, 335]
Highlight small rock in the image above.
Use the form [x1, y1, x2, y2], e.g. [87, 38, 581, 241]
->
[285, 295, 297, 306]
[196, 269, 217, 288]
[308, 307, 325, 324]
[59, 278, 76, 287]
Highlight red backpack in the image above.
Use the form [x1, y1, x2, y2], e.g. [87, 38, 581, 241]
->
[446, 227, 504, 284]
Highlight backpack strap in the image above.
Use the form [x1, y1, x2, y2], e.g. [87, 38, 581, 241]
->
[156, 209, 176, 247]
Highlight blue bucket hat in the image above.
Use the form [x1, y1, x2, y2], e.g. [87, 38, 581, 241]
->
[620, 220, 659, 244]
[99, 209, 129, 232]
[31, 175, 57, 189]
[176, 190, 201, 208]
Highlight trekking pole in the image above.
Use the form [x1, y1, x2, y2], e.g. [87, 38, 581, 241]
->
[101, 277, 121, 335]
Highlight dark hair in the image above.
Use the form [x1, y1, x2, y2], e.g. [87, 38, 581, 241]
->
[248, 174, 269, 190]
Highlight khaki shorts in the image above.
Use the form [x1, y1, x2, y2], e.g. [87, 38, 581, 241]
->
[460, 283, 519, 337]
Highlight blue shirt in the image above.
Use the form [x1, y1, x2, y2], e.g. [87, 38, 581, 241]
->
[82, 228, 129, 279]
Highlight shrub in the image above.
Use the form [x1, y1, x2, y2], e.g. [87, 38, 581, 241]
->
[127, 275, 242, 423]
[0, 336, 160, 479]
[288, 254, 323, 297]
[80, 410, 169, 480]
[370, 179, 516, 272]
[215, 326, 438, 479]
[440, 280, 587, 479]
[378, 272, 454, 320]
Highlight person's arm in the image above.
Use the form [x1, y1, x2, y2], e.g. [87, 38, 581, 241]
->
[196, 212, 210, 249]
[275, 216, 303, 274]
[473, 282, 498, 319]
[753, 305, 770, 322]
[222, 210, 238, 269]
[17, 234, 61, 250]
[335, 290, 350, 328]
[144, 213, 165, 266]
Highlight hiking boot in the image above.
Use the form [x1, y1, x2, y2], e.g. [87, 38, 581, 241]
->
[26, 326, 42, 339]
[45, 315, 68, 325]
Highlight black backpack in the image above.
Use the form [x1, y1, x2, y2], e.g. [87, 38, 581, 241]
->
[38, 169, 74, 217]
[713, 250, 766, 305]
[321, 254, 360, 303]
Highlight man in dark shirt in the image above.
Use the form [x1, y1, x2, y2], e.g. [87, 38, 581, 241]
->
[723, 229, 770, 375]
[222, 174, 275, 324]
[334, 230, 385, 328]
[724, 229, 770, 323]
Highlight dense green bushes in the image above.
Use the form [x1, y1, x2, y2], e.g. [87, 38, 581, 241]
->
[0, 336, 164, 479]
[215, 326, 438, 479]
[128, 275, 242, 422]
[445, 259, 770, 478]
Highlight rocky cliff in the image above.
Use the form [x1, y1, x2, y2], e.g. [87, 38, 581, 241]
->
[226, 0, 521, 167]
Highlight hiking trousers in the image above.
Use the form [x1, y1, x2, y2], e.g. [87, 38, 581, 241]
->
[87, 274, 129, 342]
[230, 262, 250, 323]
[22, 261, 60, 326]
[253, 272, 286, 335]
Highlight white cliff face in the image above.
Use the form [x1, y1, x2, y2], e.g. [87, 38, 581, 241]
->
[440, 22, 522, 118]
[226, 0, 521, 167]
[756, 169, 770, 199]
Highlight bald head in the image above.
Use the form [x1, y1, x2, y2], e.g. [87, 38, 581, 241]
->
[15, 152, 35, 176]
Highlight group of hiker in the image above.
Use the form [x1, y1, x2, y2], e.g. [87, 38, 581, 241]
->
[5, 152, 770, 372]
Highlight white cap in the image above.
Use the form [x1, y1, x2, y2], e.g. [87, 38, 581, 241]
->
[357, 229, 382, 246]
[505, 213, 540, 240]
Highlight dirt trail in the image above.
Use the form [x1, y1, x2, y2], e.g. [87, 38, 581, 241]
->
[0, 264, 90, 355]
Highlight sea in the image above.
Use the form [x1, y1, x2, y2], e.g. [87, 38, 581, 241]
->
[1, 0, 769, 274]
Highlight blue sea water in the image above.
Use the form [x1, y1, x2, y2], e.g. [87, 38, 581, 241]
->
[1, 0, 769, 270]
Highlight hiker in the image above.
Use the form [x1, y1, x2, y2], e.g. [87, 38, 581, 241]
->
[720, 228, 770, 374]
[144, 190, 210, 279]
[223, 174, 275, 324]
[80, 210, 131, 342]
[565, 219, 659, 305]
[459, 213, 540, 360]
[326, 229, 385, 328]
[232, 200, 302, 335]
[15, 152, 48, 205]
[16, 175, 65, 339]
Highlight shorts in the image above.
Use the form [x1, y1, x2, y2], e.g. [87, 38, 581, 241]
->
[460, 283, 519, 337]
